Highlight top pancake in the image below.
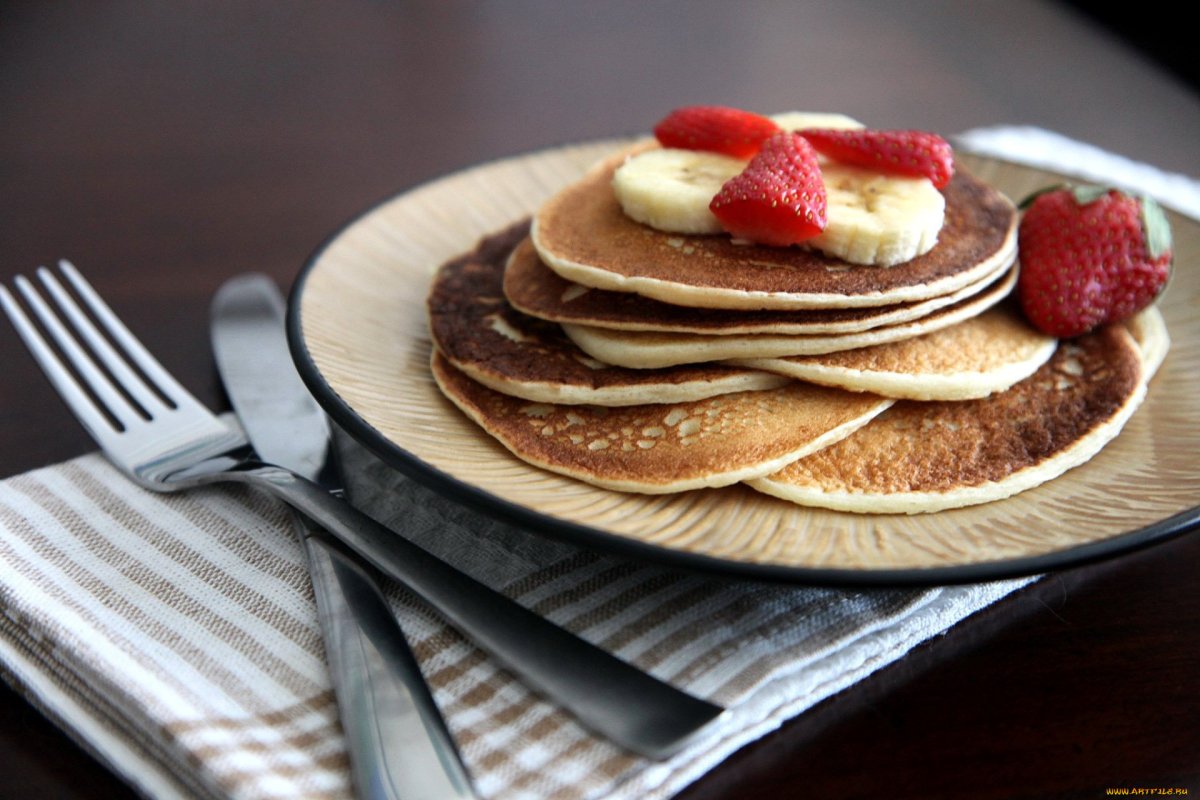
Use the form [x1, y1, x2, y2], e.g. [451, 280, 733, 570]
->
[532, 145, 1018, 310]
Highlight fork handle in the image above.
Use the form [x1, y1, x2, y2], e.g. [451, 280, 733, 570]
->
[240, 463, 724, 760]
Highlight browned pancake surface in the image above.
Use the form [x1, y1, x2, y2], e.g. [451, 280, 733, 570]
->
[432, 352, 893, 492]
[755, 324, 1143, 503]
[427, 222, 785, 403]
[533, 147, 1017, 307]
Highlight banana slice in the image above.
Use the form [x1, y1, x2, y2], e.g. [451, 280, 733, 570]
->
[770, 111, 865, 132]
[612, 112, 866, 236]
[611, 148, 944, 266]
[611, 148, 744, 235]
[611, 112, 943, 266]
[811, 163, 945, 266]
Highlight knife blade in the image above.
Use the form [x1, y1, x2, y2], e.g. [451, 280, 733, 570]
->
[212, 274, 474, 800]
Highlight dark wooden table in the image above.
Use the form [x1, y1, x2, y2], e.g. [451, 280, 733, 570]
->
[2, 3, 1197, 798]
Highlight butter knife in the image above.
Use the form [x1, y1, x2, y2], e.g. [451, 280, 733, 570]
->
[212, 274, 475, 800]
[212, 277, 724, 760]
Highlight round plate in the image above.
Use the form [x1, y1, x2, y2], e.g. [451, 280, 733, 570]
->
[288, 140, 1200, 585]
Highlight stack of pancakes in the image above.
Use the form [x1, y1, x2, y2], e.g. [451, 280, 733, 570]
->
[428, 144, 1166, 514]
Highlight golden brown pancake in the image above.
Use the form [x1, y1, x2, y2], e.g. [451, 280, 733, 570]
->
[732, 302, 1057, 401]
[432, 351, 893, 493]
[506, 235, 1013, 335]
[428, 223, 789, 405]
[532, 145, 1018, 310]
[747, 324, 1146, 513]
[561, 265, 1017, 369]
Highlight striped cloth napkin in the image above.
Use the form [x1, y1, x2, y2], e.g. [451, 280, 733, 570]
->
[0, 446, 1029, 800]
[1, 128, 1193, 800]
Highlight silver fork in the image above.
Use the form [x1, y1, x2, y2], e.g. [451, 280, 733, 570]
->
[1, 261, 725, 760]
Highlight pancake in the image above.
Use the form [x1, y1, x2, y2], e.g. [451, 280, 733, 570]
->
[1125, 306, 1170, 380]
[731, 302, 1057, 401]
[561, 264, 1017, 369]
[747, 323, 1146, 514]
[505, 234, 1013, 335]
[531, 145, 1018, 310]
[428, 222, 789, 405]
[432, 351, 894, 493]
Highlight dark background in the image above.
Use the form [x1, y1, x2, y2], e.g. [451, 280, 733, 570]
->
[1, 3, 1198, 799]
[1063, 2, 1198, 89]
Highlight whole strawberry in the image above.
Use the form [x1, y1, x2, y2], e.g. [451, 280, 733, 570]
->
[1017, 185, 1172, 338]
[654, 105, 779, 159]
[800, 128, 954, 188]
[709, 131, 826, 246]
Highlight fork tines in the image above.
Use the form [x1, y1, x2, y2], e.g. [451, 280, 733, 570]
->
[1, 261, 184, 433]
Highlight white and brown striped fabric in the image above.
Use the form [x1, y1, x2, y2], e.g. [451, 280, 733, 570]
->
[1, 130, 1190, 800]
[0, 441, 1029, 800]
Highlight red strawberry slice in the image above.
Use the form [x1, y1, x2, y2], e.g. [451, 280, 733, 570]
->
[1017, 185, 1172, 338]
[654, 105, 779, 159]
[709, 131, 826, 246]
[801, 128, 954, 188]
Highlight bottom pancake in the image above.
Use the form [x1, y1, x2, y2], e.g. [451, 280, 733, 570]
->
[432, 351, 893, 493]
[747, 323, 1147, 513]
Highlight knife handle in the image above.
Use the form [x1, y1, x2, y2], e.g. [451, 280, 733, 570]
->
[301, 521, 476, 800]
[242, 463, 726, 760]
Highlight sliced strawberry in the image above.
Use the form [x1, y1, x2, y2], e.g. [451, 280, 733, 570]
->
[709, 131, 826, 246]
[801, 128, 954, 188]
[1017, 185, 1172, 337]
[654, 105, 779, 159]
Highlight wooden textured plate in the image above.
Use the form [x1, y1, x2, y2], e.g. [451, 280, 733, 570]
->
[288, 141, 1200, 585]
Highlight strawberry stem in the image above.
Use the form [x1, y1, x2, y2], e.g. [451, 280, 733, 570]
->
[1070, 184, 1110, 205]
[1018, 184, 1067, 210]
